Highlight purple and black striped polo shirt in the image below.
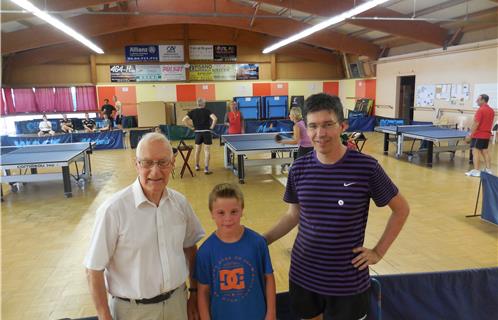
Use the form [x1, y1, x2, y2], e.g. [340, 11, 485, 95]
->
[284, 149, 398, 296]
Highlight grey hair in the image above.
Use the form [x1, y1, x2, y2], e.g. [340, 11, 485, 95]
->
[197, 98, 206, 106]
[136, 132, 173, 159]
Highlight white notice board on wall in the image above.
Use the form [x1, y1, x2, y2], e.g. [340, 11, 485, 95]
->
[415, 84, 436, 107]
[473, 83, 498, 109]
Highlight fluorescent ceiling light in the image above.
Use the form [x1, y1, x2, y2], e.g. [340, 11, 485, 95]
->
[10, 0, 104, 54]
[263, 0, 390, 54]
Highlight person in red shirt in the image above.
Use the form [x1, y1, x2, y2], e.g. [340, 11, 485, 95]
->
[465, 94, 495, 177]
[224, 100, 244, 134]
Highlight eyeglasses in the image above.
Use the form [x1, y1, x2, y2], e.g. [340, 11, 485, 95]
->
[137, 158, 173, 169]
[307, 121, 339, 131]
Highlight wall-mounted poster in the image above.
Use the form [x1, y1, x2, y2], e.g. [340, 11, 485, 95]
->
[125, 45, 159, 62]
[236, 64, 259, 80]
[415, 84, 436, 107]
[214, 45, 237, 62]
[189, 45, 214, 60]
[110, 65, 136, 82]
[159, 45, 184, 62]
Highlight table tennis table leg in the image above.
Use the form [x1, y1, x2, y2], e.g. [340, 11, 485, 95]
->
[426, 142, 434, 167]
[383, 133, 389, 154]
[237, 154, 245, 184]
[396, 134, 403, 158]
[62, 166, 73, 198]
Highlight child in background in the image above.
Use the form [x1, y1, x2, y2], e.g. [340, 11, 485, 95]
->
[195, 183, 276, 320]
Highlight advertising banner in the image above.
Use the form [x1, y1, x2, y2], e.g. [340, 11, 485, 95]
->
[125, 45, 159, 62]
[135, 65, 162, 82]
[159, 45, 184, 62]
[212, 64, 236, 81]
[161, 65, 186, 81]
[214, 45, 237, 62]
[189, 45, 214, 60]
[236, 64, 259, 80]
[110, 65, 136, 82]
[190, 64, 214, 81]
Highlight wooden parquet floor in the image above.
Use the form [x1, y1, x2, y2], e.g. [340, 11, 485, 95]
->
[1, 133, 497, 319]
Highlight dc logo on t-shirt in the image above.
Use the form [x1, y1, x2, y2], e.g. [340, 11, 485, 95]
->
[212, 256, 255, 303]
[220, 268, 245, 290]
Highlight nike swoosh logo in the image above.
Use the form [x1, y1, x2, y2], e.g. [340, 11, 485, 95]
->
[344, 182, 356, 187]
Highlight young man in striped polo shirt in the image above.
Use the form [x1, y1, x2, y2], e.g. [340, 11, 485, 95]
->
[264, 93, 409, 320]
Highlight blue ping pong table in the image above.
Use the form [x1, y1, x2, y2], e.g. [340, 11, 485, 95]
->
[222, 132, 298, 183]
[0, 142, 94, 198]
[374, 125, 469, 167]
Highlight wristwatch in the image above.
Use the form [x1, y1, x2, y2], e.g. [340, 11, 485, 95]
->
[188, 287, 198, 293]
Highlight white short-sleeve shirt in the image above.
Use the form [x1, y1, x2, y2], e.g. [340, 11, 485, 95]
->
[39, 120, 52, 131]
[84, 179, 205, 299]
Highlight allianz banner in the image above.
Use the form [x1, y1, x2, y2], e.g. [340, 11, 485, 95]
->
[126, 45, 160, 62]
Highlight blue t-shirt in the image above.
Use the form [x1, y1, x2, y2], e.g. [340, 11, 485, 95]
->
[195, 227, 273, 320]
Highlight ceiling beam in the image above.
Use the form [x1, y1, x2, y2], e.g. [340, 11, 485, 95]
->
[0, 0, 117, 23]
[257, 0, 448, 46]
[2, 0, 380, 58]
[6, 24, 340, 68]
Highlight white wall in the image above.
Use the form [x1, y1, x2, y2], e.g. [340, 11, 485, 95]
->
[376, 39, 498, 128]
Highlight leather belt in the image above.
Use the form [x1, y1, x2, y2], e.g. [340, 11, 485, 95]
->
[115, 287, 178, 305]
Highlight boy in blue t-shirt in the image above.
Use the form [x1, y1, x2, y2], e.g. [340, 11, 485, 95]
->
[195, 183, 276, 320]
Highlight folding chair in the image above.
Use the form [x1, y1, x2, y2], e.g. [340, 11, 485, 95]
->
[177, 139, 194, 178]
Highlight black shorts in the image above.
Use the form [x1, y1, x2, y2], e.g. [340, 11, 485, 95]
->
[115, 115, 122, 125]
[195, 131, 212, 145]
[289, 280, 369, 320]
[471, 138, 489, 150]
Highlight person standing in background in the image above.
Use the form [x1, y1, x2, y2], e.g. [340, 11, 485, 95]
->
[101, 99, 116, 129]
[113, 95, 123, 129]
[182, 98, 218, 175]
[275, 107, 313, 159]
[465, 93, 495, 177]
[224, 100, 244, 134]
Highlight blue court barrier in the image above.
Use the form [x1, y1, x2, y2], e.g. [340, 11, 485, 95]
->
[72, 131, 123, 150]
[374, 267, 498, 320]
[481, 172, 498, 225]
[1, 134, 72, 146]
[348, 116, 376, 131]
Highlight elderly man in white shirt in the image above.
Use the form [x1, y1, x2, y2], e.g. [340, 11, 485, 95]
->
[85, 132, 205, 320]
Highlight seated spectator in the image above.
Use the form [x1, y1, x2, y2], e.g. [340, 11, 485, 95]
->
[82, 113, 96, 132]
[38, 114, 55, 136]
[99, 113, 112, 131]
[60, 114, 74, 133]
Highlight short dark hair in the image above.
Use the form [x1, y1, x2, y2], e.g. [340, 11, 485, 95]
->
[304, 93, 345, 123]
[480, 94, 489, 103]
[209, 183, 244, 211]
